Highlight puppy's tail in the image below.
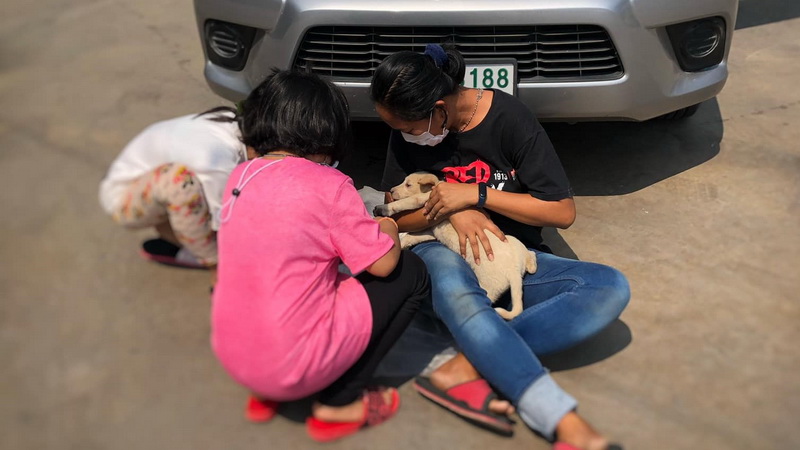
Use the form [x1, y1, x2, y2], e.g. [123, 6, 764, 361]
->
[495, 280, 524, 320]
[525, 250, 537, 274]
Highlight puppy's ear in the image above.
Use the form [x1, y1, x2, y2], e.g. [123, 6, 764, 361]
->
[418, 174, 440, 193]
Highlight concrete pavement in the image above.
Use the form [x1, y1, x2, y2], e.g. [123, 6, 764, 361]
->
[1, 1, 798, 449]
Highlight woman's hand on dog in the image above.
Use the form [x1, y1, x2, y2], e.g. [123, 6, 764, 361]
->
[424, 182, 480, 221]
[449, 209, 506, 265]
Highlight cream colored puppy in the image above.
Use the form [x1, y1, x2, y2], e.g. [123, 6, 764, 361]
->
[374, 172, 536, 320]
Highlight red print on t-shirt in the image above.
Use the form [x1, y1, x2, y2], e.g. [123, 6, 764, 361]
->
[442, 160, 491, 184]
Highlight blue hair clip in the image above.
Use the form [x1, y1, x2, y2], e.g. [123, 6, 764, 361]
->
[423, 44, 448, 68]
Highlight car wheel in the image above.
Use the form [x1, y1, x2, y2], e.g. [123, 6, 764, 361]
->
[658, 103, 701, 120]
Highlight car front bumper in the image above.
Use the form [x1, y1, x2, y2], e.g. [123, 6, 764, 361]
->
[195, 0, 738, 121]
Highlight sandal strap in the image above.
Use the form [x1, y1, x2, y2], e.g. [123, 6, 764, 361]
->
[364, 388, 394, 426]
[446, 379, 497, 411]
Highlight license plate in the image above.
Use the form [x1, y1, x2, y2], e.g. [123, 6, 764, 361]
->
[462, 59, 517, 96]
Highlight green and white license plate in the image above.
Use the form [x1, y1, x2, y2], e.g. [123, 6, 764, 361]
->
[462, 59, 517, 96]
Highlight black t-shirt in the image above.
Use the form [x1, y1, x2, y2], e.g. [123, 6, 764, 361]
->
[381, 89, 573, 250]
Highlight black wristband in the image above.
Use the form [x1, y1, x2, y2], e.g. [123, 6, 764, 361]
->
[476, 183, 488, 208]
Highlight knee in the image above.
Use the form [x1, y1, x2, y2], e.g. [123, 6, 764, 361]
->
[175, 166, 202, 193]
[598, 266, 631, 317]
[156, 164, 202, 193]
[398, 250, 430, 301]
[400, 250, 427, 277]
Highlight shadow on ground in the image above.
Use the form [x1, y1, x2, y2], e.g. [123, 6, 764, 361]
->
[541, 320, 632, 372]
[545, 98, 723, 197]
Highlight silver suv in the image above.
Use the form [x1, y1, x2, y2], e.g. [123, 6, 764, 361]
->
[193, 0, 738, 121]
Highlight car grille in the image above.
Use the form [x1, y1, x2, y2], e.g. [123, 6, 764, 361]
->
[294, 25, 624, 82]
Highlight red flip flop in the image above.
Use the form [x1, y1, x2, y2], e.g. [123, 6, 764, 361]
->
[306, 387, 400, 442]
[553, 443, 581, 450]
[413, 376, 514, 436]
[245, 395, 279, 423]
[553, 440, 623, 450]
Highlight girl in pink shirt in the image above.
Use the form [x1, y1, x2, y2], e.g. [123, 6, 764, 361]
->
[212, 69, 430, 442]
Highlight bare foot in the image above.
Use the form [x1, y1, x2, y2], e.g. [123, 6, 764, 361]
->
[429, 353, 515, 416]
[312, 388, 396, 423]
[555, 412, 609, 450]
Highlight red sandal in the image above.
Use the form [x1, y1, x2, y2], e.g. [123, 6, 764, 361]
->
[552, 440, 622, 450]
[245, 395, 279, 423]
[413, 376, 514, 436]
[306, 387, 400, 442]
[553, 443, 581, 450]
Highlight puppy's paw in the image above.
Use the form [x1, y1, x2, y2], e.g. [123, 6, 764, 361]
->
[373, 204, 392, 217]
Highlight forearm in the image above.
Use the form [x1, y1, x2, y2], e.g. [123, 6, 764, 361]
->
[393, 208, 438, 232]
[378, 218, 402, 251]
[367, 218, 402, 277]
[383, 192, 447, 232]
[482, 189, 576, 229]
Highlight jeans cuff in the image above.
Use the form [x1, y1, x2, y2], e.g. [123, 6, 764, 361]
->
[517, 373, 578, 440]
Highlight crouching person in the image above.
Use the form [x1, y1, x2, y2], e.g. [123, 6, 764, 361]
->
[211, 69, 431, 442]
[99, 105, 252, 285]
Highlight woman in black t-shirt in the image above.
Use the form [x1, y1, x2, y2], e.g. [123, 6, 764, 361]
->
[371, 45, 630, 449]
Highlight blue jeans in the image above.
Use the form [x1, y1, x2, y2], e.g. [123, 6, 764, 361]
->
[411, 241, 630, 438]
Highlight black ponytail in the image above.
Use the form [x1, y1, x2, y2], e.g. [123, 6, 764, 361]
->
[441, 45, 466, 87]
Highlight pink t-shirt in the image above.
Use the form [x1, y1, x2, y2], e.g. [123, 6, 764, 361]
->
[211, 157, 394, 401]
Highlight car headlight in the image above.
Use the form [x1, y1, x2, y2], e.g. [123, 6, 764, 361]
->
[204, 20, 257, 71]
[666, 16, 726, 72]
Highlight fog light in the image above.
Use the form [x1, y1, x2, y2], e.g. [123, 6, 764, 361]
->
[667, 17, 726, 72]
[204, 20, 256, 71]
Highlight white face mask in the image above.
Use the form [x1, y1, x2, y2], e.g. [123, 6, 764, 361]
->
[401, 110, 449, 146]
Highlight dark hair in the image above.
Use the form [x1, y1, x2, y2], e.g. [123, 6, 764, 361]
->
[195, 105, 240, 123]
[370, 44, 466, 121]
[240, 69, 351, 161]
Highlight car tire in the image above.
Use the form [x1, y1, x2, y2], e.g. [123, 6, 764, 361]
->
[658, 103, 701, 120]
